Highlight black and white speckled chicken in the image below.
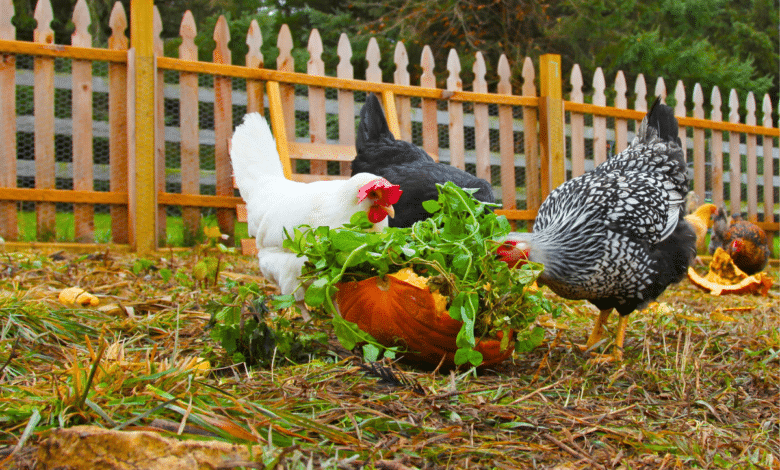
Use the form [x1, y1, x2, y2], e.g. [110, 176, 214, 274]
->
[498, 98, 696, 362]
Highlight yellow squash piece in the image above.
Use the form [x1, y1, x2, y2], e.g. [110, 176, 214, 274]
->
[59, 287, 100, 307]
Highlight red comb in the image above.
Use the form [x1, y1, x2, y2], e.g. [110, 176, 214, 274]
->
[357, 178, 402, 205]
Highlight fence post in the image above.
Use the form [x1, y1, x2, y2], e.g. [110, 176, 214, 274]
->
[538, 54, 565, 196]
[129, 0, 156, 252]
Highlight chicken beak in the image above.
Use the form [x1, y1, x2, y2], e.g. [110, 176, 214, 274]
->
[383, 204, 395, 219]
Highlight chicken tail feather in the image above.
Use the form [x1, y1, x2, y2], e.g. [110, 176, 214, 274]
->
[230, 113, 284, 201]
[639, 97, 682, 146]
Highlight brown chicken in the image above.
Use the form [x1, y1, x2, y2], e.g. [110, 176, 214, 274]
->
[685, 203, 717, 253]
[719, 220, 770, 275]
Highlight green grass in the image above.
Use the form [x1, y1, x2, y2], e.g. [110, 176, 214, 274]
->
[15, 211, 250, 247]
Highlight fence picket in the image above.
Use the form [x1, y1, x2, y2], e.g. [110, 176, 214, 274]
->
[728, 89, 741, 216]
[569, 64, 584, 177]
[497, 54, 515, 212]
[710, 86, 724, 209]
[592, 67, 606, 165]
[634, 73, 647, 129]
[245, 20, 263, 113]
[446, 49, 464, 170]
[745, 92, 757, 221]
[306, 29, 327, 176]
[472, 52, 490, 182]
[692, 84, 705, 204]
[213, 15, 234, 237]
[337, 33, 354, 176]
[179, 11, 200, 240]
[614, 71, 627, 152]
[108, 1, 128, 244]
[366, 37, 381, 83]
[153, 5, 165, 243]
[0, 0, 17, 239]
[393, 42, 411, 141]
[655, 77, 666, 103]
[522, 57, 539, 217]
[34, 0, 56, 240]
[71, 0, 94, 241]
[674, 81, 686, 161]
[763, 95, 776, 236]
[277, 25, 295, 140]
[420, 46, 438, 160]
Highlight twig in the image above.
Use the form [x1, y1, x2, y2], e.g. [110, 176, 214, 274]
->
[0, 338, 20, 378]
[508, 376, 573, 405]
[544, 432, 607, 470]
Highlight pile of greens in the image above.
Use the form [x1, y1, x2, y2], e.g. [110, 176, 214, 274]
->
[284, 182, 553, 366]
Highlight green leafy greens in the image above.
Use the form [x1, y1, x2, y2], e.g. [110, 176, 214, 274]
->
[283, 182, 551, 366]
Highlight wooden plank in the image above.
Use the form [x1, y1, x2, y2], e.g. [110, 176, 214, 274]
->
[129, 0, 156, 252]
[393, 42, 412, 142]
[0, 187, 127, 204]
[109, 2, 129, 244]
[0, 38, 127, 62]
[245, 19, 264, 113]
[291, 174, 349, 183]
[381, 90, 401, 140]
[72, 0, 94, 242]
[337, 33, 354, 176]
[276, 25, 296, 147]
[420, 46, 438, 161]
[153, 6, 166, 245]
[614, 71, 628, 153]
[2, 241, 131, 252]
[307, 29, 327, 176]
[0, 31, 17, 240]
[569, 65, 585, 178]
[157, 192, 243, 208]
[179, 11, 200, 242]
[497, 55, 515, 213]
[494, 209, 537, 221]
[213, 15, 235, 240]
[473, 53, 490, 183]
[521, 57, 540, 224]
[692, 84, 706, 205]
[267, 81, 293, 180]
[34, 58, 56, 239]
[710, 87, 724, 209]
[236, 204, 247, 223]
[241, 238, 258, 256]
[539, 54, 565, 194]
[592, 68, 607, 165]
[565, 100, 778, 136]
[745, 93, 758, 222]
[446, 50, 465, 171]
[157, 56, 544, 107]
[728, 90, 741, 216]
[289, 142, 355, 162]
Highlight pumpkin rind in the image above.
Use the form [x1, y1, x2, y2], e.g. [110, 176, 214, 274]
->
[335, 275, 514, 368]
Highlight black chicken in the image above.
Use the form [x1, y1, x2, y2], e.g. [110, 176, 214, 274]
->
[352, 94, 495, 227]
[498, 98, 696, 362]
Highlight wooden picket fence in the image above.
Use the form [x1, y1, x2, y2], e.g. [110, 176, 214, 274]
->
[0, 0, 777, 255]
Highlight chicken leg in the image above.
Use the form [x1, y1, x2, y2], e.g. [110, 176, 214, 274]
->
[581, 308, 628, 363]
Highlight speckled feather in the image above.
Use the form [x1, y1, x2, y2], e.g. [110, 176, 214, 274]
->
[509, 99, 696, 315]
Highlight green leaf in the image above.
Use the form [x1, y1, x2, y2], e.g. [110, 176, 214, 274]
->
[515, 326, 545, 353]
[362, 343, 380, 362]
[422, 199, 441, 214]
[304, 278, 328, 307]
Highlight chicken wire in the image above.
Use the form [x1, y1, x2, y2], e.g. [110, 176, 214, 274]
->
[12, 55, 117, 243]
[7, 58, 778, 245]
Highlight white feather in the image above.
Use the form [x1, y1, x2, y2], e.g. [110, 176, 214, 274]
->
[230, 113, 389, 305]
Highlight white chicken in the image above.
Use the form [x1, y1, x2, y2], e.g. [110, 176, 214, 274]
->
[230, 113, 402, 314]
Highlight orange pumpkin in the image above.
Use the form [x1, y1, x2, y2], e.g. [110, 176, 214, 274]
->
[334, 269, 514, 368]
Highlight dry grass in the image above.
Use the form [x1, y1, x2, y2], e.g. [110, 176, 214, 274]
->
[0, 249, 777, 469]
